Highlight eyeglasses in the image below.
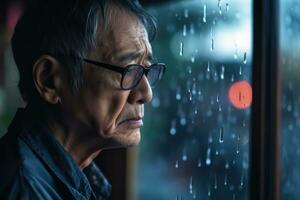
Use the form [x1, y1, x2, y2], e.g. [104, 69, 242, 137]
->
[83, 58, 166, 90]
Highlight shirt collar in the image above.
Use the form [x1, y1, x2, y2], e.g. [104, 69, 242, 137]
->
[12, 106, 111, 199]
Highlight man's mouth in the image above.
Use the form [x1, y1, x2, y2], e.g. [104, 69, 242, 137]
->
[119, 117, 143, 128]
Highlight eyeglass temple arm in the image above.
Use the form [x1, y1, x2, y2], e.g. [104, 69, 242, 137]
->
[83, 59, 125, 74]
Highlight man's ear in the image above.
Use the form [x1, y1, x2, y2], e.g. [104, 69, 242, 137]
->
[32, 55, 65, 104]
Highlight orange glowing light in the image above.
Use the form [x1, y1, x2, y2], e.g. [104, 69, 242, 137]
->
[228, 80, 252, 109]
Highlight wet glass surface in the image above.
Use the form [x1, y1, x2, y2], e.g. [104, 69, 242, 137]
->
[280, 0, 300, 199]
[136, 0, 252, 199]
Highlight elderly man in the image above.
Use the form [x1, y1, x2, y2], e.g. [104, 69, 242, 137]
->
[0, 0, 165, 199]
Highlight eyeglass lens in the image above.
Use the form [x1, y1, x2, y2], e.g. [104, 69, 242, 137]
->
[122, 64, 164, 89]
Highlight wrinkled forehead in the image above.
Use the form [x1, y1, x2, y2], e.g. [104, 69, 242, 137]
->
[93, 4, 152, 62]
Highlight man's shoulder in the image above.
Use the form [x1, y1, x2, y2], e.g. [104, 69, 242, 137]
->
[0, 132, 63, 200]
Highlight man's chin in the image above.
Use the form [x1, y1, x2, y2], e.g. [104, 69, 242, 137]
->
[103, 130, 141, 149]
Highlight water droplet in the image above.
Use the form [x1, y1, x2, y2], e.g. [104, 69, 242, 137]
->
[190, 23, 195, 35]
[182, 149, 188, 161]
[176, 92, 181, 101]
[192, 83, 197, 95]
[189, 90, 192, 101]
[236, 142, 240, 154]
[226, 3, 229, 12]
[183, 24, 187, 36]
[189, 176, 193, 194]
[234, 52, 238, 60]
[214, 174, 218, 189]
[194, 109, 198, 115]
[175, 160, 179, 168]
[215, 149, 219, 155]
[218, 0, 222, 15]
[197, 159, 202, 167]
[211, 38, 214, 51]
[184, 9, 189, 18]
[203, 4, 207, 23]
[206, 148, 212, 165]
[243, 52, 247, 64]
[231, 74, 235, 82]
[218, 105, 222, 112]
[208, 135, 213, 143]
[225, 161, 230, 169]
[191, 56, 195, 63]
[207, 61, 211, 72]
[180, 42, 183, 56]
[239, 66, 242, 75]
[242, 119, 246, 127]
[224, 174, 228, 186]
[180, 117, 187, 126]
[219, 127, 224, 143]
[208, 184, 211, 196]
[240, 175, 244, 187]
[220, 65, 225, 80]
[170, 119, 176, 135]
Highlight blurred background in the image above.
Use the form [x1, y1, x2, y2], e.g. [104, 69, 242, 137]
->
[0, 0, 299, 199]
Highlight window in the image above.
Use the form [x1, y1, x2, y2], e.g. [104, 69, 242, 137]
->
[136, 0, 252, 199]
[280, 0, 300, 199]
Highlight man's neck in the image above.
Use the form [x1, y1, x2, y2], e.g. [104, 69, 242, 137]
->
[45, 112, 103, 170]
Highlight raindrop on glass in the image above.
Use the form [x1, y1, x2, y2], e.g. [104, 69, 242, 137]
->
[175, 160, 179, 168]
[203, 4, 207, 23]
[184, 9, 189, 18]
[197, 159, 202, 167]
[236, 142, 240, 154]
[208, 135, 213, 143]
[191, 56, 195, 63]
[211, 38, 214, 51]
[179, 42, 183, 56]
[208, 184, 211, 196]
[218, 0, 222, 15]
[220, 65, 225, 80]
[207, 61, 211, 72]
[240, 175, 244, 187]
[231, 74, 235, 82]
[219, 127, 224, 143]
[189, 90, 192, 101]
[189, 176, 193, 194]
[243, 52, 247, 64]
[170, 119, 177, 135]
[176, 91, 181, 101]
[225, 161, 230, 169]
[206, 148, 212, 165]
[239, 65, 242, 75]
[215, 149, 219, 155]
[226, 3, 229, 12]
[224, 174, 228, 186]
[180, 117, 187, 126]
[218, 105, 222, 112]
[182, 149, 188, 161]
[234, 52, 238, 60]
[183, 24, 187, 36]
[190, 23, 195, 35]
[214, 174, 218, 189]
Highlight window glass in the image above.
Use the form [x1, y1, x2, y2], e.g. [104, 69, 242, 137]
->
[280, 0, 300, 199]
[136, 0, 252, 199]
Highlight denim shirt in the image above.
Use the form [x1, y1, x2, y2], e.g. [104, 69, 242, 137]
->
[0, 107, 111, 200]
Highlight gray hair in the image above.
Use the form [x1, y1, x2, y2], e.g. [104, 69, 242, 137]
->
[11, 0, 157, 103]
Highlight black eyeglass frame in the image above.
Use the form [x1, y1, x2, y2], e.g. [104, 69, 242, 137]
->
[83, 58, 166, 90]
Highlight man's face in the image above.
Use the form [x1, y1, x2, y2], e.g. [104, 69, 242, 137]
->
[62, 7, 153, 149]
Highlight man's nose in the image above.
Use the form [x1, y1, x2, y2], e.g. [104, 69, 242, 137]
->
[127, 75, 153, 104]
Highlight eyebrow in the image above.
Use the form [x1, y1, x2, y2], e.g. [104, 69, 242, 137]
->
[115, 51, 154, 64]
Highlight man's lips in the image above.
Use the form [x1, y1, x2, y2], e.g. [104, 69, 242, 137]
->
[119, 117, 143, 127]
